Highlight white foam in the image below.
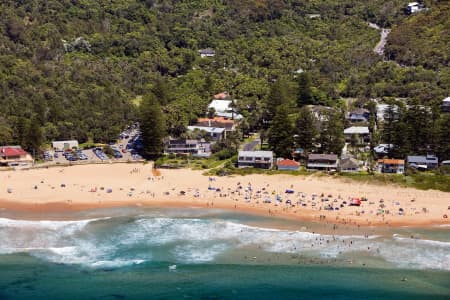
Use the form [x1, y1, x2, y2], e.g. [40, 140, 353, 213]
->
[1, 216, 448, 270]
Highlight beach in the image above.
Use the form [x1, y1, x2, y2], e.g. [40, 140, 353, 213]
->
[0, 163, 448, 227]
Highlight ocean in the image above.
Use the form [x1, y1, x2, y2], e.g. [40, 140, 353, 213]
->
[0, 208, 449, 299]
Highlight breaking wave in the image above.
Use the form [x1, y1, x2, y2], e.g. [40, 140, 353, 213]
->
[0, 216, 448, 270]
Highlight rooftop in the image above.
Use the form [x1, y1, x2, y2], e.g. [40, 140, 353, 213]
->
[187, 126, 225, 134]
[239, 151, 273, 158]
[344, 126, 369, 135]
[277, 159, 300, 167]
[308, 154, 338, 161]
[208, 100, 233, 113]
[378, 159, 405, 165]
[407, 155, 438, 164]
[0, 146, 29, 157]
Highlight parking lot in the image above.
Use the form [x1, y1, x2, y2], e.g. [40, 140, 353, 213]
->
[42, 126, 143, 165]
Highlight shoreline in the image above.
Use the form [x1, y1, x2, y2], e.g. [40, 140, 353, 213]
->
[0, 164, 449, 228]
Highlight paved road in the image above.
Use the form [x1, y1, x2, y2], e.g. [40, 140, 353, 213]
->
[243, 139, 260, 151]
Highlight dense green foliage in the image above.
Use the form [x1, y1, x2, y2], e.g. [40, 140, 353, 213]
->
[0, 0, 448, 158]
[140, 94, 166, 159]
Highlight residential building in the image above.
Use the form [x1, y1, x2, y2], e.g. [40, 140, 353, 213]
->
[238, 151, 273, 169]
[407, 155, 439, 170]
[187, 126, 225, 141]
[277, 159, 300, 171]
[198, 48, 215, 58]
[52, 140, 79, 151]
[164, 139, 211, 157]
[0, 146, 34, 167]
[339, 157, 360, 172]
[376, 103, 398, 122]
[442, 160, 450, 166]
[347, 108, 369, 123]
[378, 159, 405, 174]
[442, 97, 450, 113]
[344, 126, 370, 144]
[406, 2, 424, 14]
[195, 117, 237, 133]
[213, 92, 230, 100]
[208, 99, 243, 120]
[307, 154, 338, 171]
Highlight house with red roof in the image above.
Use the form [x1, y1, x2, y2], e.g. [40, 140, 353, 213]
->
[277, 159, 300, 171]
[0, 146, 34, 167]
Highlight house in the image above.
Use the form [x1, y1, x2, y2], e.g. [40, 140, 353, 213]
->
[406, 2, 424, 14]
[277, 159, 300, 171]
[378, 159, 405, 174]
[347, 108, 369, 123]
[0, 146, 34, 167]
[441, 97, 450, 113]
[198, 48, 215, 58]
[307, 154, 338, 171]
[376, 103, 398, 122]
[208, 99, 243, 120]
[164, 139, 211, 157]
[442, 160, 450, 166]
[407, 155, 439, 170]
[307, 105, 334, 122]
[52, 140, 79, 152]
[195, 117, 237, 133]
[213, 92, 230, 100]
[187, 126, 225, 141]
[238, 151, 273, 169]
[339, 157, 360, 172]
[344, 126, 370, 144]
[373, 144, 393, 157]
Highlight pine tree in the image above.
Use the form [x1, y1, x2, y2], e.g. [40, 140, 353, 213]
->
[140, 93, 166, 159]
[319, 110, 344, 155]
[295, 106, 317, 152]
[265, 79, 290, 123]
[24, 116, 44, 154]
[268, 105, 295, 158]
[296, 72, 314, 107]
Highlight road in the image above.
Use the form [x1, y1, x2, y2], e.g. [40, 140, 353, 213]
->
[369, 22, 391, 56]
[243, 139, 260, 151]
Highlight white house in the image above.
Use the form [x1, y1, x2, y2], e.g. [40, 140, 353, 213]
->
[198, 48, 215, 58]
[208, 100, 243, 120]
[187, 126, 225, 141]
[344, 126, 370, 144]
[52, 140, 79, 151]
[238, 151, 274, 169]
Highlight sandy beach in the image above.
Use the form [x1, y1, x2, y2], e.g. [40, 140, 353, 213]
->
[0, 163, 449, 227]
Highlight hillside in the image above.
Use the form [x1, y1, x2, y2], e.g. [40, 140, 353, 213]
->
[0, 0, 448, 151]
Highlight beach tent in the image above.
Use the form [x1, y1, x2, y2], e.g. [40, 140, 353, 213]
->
[350, 199, 361, 206]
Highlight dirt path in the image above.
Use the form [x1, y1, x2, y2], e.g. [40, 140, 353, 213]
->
[369, 22, 391, 56]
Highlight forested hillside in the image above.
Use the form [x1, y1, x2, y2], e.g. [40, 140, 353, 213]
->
[0, 0, 448, 153]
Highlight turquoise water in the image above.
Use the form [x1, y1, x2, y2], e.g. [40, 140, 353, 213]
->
[0, 208, 449, 299]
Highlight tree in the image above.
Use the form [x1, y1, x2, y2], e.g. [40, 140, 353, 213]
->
[294, 106, 317, 152]
[265, 78, 291, 121]
[268, 105, 295, 158]
[24, 116, 44, 154]
[296, 72, 314, 107]
[319, 110, 344, 155]
[152, 78, 171, 106]
[140, 93, 166, 159]
[381, 105, 398, 149]
[434, 114, 450, 161]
